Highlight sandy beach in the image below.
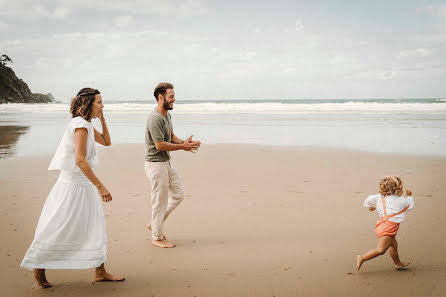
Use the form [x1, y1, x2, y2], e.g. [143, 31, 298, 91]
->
[1, 144, 445, 297]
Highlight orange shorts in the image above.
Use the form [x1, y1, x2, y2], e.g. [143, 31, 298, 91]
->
[375, 217, 400, 238]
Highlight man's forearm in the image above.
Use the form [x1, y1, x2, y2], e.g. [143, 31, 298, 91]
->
[171, 135, 184, 144]
[156, 141, 184, 151]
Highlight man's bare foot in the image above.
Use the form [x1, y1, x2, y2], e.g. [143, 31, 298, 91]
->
[356, 255, 364, 270]
[395, 262, 410, 270]
[152, 239, 176, 248]
[94, 264, 125, 282]
[146, 223, 167, 240]
[33, 269, 52, 288]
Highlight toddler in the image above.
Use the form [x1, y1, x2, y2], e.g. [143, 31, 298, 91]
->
[357, 176, 414, 270]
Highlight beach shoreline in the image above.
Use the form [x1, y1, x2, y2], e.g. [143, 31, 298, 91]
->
[1, 144, 445, 297]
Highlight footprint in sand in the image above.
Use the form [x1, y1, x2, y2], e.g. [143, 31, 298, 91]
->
[223, 272, 237, 279]
[126, 248, 136, 254]
[288, 190, 304, 194]
[283, 265, 292, 271]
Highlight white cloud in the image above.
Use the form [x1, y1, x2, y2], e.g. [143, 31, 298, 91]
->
[397, 48, 432, 58]
[330, 55, 346, 64]
[114, 16, 133, 28]
[436, 4, 446, 19]
[53, 6, 69, 19]
[0, 0, 208, 18]
[295, 19, 304, 31]
[0, 3, 69, 19]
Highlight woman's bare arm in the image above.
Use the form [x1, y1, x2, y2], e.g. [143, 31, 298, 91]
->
[74, 128, 112, 202]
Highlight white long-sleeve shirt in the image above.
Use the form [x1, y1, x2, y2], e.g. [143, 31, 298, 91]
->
[364, 194, 415, 223]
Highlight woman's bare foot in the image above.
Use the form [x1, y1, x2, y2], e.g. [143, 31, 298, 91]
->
[356, 255, 364, 270]
[152, 239, 176, 248]
[395, 262, 410, 270]
[33, 269, 52, 288]
[146, 223, 167, 240]
[93, 264, 125, 282]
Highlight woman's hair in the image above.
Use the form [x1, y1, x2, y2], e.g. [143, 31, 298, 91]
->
[379, 176, 403, 196]
[70, 88, 100, 120]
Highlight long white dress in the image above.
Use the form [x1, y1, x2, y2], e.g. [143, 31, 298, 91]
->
[21, 116, 107, 270]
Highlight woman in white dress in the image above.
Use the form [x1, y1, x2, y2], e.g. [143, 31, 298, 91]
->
[21, 88, 124, 288]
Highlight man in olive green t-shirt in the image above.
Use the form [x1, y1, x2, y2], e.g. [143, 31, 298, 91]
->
[144, 82, 201, 248]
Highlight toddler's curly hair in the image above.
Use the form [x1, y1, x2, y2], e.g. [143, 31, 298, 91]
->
[379, 176, 403, 196]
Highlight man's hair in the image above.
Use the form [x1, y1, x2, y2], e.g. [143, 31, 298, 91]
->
[154, 82, 174, 101]
[379, 176, 403, 196]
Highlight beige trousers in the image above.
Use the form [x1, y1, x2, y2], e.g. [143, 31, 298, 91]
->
[144, 160, 184, 240]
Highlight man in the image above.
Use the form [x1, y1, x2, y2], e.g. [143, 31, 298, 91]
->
[145, 82, 201, 248]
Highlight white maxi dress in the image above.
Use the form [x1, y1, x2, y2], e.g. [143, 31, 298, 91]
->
[21, 116, 107, 270]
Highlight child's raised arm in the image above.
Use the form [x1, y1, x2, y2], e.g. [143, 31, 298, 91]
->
[404, 189, 415, 211]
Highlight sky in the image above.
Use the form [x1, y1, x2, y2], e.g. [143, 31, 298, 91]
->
[1, 0, 446, 101]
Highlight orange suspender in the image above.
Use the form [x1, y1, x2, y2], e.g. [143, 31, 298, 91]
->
[381, 196, 410, 219]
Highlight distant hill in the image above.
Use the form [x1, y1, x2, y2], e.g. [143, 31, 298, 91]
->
[0, 64, 54, 104]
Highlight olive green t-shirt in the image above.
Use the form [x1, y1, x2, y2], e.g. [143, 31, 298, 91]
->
[145, 109, 173, 162]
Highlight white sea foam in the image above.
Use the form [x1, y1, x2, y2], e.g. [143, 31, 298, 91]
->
[1, 102, 445, 115]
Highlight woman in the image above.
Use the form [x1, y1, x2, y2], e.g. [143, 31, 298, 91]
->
[21, 88, 124, 288]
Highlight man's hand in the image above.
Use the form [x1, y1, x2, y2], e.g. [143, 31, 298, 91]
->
[182, 135, 200, 153]
[406, 189, 412, 197]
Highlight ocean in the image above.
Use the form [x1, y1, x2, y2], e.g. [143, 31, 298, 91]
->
[1, 98, 445, 159]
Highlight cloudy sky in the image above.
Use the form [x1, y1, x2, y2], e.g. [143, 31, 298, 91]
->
[1, 0, 445, 101]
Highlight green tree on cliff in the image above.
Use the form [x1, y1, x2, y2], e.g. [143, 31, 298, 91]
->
[0, 55, 13, 66]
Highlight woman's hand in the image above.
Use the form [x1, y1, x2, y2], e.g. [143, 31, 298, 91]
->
[406, 189, 412, 196]
[98, 110, 105, 122]
[368, 206, 376, 211]
[97, 185, 112, 202]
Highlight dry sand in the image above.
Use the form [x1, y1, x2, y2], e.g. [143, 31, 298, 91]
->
[1, 144, 445, 297]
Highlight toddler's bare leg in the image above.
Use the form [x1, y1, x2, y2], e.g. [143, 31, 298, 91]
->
[389, 237, 401, 265]
[357, 236, 393, 270]
[389, 237, 410, 269]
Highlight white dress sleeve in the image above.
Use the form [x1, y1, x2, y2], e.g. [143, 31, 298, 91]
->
[364, 194, 380, 208]
[70, 117, 91, 135]
[402, 196, 415, 211]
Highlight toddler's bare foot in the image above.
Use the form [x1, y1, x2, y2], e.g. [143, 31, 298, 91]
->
[152, 239, 176, 248]
[395, 262, 410, 270]
[146, 223, 167, 240]
[33, 269, 52, 288]
[356, 255, 364, 270]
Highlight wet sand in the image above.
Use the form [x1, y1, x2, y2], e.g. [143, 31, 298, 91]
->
[1, 144, 445, 297]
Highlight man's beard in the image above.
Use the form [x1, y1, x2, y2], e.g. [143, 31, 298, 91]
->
[163, 101, 173, 110]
